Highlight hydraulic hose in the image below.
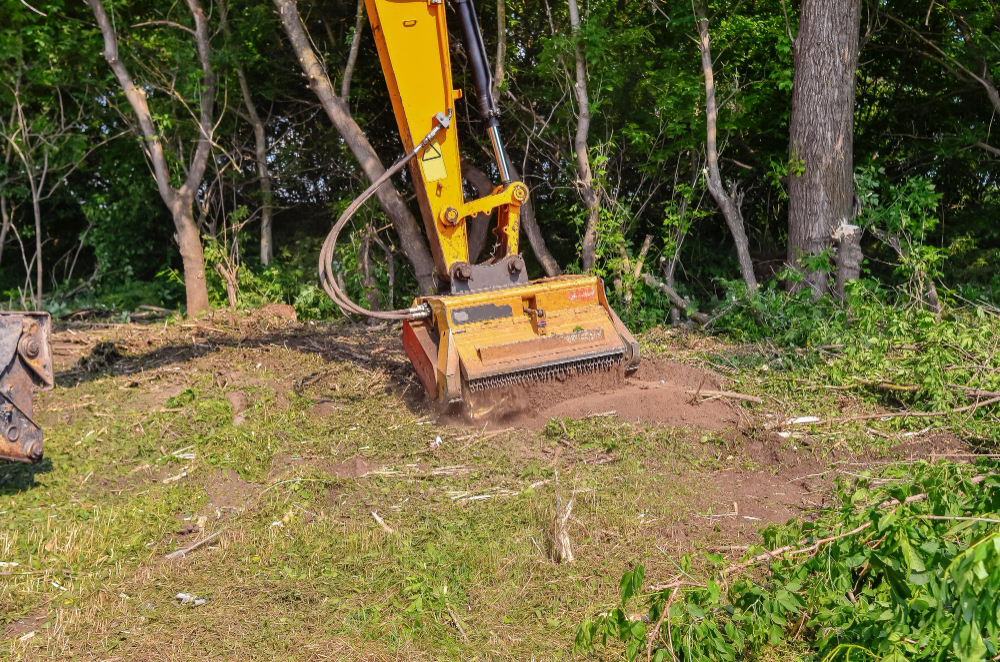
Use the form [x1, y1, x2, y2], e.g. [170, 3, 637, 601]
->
[318, 113, 451, 321]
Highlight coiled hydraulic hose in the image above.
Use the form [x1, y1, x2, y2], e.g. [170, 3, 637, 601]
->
[318, 113, 451, 321]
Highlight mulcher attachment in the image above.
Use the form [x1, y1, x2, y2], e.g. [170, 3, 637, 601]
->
[0, 312, 54, 463]
[402, 275, 638, 406]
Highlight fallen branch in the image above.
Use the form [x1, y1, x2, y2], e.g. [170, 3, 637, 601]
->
[829, 395, 1000, 424]
[646, 584, 683, 662]
[724, 473, 994, 574]
[641, 273, 711, 325]
[685, 389, 762, 405]
[448, 606, 469, 642]
[165, 529, 223, 560]
[371, 510, 394, 534]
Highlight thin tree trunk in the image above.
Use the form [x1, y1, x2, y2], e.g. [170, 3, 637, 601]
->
[695, 5, 758, 292]
[493, 0, 506, 100]
[509, 161, 561, 276]
[87, 0, 213, 315]
[274, 0, 437, 294]
[0, 195, 10, 268]
[359, 228, 381, 315]
[341, 0, 366, 102]
[787, 0, 860, 298]
[30, 188, 41, 309]
[0, 107, 13, 269]
[221, 1, 276, 266]
[567, 0, 600, 272]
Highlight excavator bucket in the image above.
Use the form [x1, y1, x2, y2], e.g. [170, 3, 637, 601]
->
[0, 312, 54, 464]
[402, 275, 639, 407]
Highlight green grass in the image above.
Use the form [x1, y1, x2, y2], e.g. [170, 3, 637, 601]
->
[2, 325, 735, 661]
[2, 319, 983, 661]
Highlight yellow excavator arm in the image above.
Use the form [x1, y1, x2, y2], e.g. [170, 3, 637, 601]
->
[364, 0, 524, 286]
[360, 0, 639, 407]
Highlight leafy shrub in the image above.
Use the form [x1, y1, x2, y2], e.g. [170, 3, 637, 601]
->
[578, 461, 1000, 662]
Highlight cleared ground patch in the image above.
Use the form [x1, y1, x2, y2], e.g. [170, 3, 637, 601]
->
[1, 314, 966, 660]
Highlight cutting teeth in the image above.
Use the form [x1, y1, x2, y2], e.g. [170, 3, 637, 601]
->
[467, 352, 623, 392]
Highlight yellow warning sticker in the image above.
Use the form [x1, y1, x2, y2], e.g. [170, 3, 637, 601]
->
[420, 140, 447, 183]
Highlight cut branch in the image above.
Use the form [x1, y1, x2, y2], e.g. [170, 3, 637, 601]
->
[642, 272, 711, 325]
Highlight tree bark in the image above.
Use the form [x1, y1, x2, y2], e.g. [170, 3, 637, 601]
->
[30, 180, 42, 309]
[87, 0, 213, 315]
[509, 160, 562, 277]
[493, 0, 507, 101]
[460, 159, 561, 276]
[695, 5, 758, 292]
[341, 0, 366, 102]
[0, 195, 10, 269]
[221, 2, 276, 266]
[460, 159, 495, 263]
[787, 0, 860, 298]
[359, 228, 382, 315]
[833, 223, 862, 300]
[567, 0, 600, 272]
[273, 0, 437, 294]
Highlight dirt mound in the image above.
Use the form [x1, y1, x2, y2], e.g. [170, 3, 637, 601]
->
[462, 359, 740, 430]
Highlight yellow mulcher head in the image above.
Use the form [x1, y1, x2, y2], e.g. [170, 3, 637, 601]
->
[357, 0, 640, 408]
[403, 274, 639, 406]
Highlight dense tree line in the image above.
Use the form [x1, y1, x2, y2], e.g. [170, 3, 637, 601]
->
[2, 0, 999, 321]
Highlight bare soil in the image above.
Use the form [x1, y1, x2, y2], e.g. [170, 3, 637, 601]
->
[203, 468, 257, 513]
[457, 358, 737, 432]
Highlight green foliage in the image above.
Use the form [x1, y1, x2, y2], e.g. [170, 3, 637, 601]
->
[578, 461, 1000, 661]
[199, 234, 340, 320]
[856, 165, 945, 289]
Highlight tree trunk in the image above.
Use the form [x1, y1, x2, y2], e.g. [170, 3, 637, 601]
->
[460, 159, 495, 263]
[359, 229, 382, 316]
[493, 0, 506, 100]
[273, 0, 437, 294]
[0, 195, 10, 268]
[567, 0, 600, 272]
[695, 5, 758, 292]
[221, 1, 275, 266]
[172, 195, 211, 314]
[87, 0, 214, 316]
[787, 0, 860, 298]
[30, 192, 42, 309]
[833, 223, 861, 300]
[235, 66, 274, 266]
[509, 161, 562, 277]
[340, 0, 366, 102]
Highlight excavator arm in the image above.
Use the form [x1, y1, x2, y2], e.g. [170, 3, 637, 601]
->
[361, 0, 639, 408]
[364, 0, 525, 289]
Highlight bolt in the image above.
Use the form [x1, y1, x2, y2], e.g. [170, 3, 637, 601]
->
[453, 263, 472, 281]
[442, 207, 460, 226]
[6, 425, 19, 442]
[512, 184, 528, 202]
[507, 255, 526, 274]
[24, 338, 39, 358]
[24, 441, 42, 463]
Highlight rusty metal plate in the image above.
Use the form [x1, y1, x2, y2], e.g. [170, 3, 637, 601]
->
[0, 312, 54, 464]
